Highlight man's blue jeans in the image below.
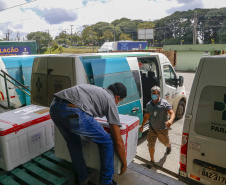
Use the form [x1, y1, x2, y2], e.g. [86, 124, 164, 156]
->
[50, 99, 114, 185]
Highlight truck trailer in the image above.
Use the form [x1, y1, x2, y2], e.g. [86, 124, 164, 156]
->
[98, 41, 147, 53]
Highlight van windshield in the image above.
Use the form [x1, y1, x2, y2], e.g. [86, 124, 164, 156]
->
[194, 86, 226, 141]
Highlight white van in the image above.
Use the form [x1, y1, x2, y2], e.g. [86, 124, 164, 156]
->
[179, 55, 226, 185]
[31, 52, 186, 135]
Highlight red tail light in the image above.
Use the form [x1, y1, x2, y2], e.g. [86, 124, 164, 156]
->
[180, 133, 188, 172]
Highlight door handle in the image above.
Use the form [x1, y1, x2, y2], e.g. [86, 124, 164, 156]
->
[132, 107, 139, 113]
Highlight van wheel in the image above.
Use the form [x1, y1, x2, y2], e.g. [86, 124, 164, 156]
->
[176, 100, 185, 120]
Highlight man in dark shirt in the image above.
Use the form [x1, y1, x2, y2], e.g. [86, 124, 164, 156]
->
[50, 83, 127, 185]
[140, 86, 175, 163]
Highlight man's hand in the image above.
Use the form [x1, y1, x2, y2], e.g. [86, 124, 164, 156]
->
[165, 109, 175, 128]
[140, 113, 150, 133]
[140, 125, 144, 132]
[165, 120, 173, 128]
[120, 161, 127, 175]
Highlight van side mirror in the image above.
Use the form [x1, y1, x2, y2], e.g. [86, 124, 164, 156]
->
[178, 76, 184, 87]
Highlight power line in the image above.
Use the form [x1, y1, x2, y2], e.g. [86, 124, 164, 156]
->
[0, 0, 37, 12]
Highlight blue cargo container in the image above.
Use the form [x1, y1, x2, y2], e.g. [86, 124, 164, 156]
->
[117, 41, 147, 51]
[98, 41, 148, 52]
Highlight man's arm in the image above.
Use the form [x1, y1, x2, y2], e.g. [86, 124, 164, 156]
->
[109, 124, 127, 175]
[140, 112, 150, 132]
[165, 109, 175, 128]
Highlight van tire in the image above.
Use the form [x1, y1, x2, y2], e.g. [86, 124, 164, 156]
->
[175, 100, 185, 120]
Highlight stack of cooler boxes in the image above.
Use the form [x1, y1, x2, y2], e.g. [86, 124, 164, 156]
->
[55, 114, 139, 174]
[0, 105, 54, 171]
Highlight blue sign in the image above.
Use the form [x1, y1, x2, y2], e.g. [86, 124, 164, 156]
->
[0, 46, 31, 56]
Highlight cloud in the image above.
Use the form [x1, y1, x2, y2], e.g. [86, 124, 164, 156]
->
[0, 0, 225, 40]
[0, 0, 7, 11]
[82, 0, 108, 6]
[167, 0, 204, 14]
[42, 8, 78, 24]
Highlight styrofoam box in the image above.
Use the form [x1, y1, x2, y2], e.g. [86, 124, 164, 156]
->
[0, 105, 54, 171]
[55, 114, 139, 174]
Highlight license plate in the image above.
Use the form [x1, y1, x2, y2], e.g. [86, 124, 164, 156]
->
[201, 168, 226, 184]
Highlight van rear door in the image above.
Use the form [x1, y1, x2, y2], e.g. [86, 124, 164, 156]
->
[31, 56, 75, 107]
[186, 56, 226, 184]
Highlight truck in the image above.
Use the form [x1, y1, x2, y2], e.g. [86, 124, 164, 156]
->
[98, 41, 148, 53]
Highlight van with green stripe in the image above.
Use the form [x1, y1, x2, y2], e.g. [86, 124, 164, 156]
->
[31, 52, 186, 135]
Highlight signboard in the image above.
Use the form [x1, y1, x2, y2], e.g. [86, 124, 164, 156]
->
[138, 29, 154, 40]
[0, 46, 31, 56]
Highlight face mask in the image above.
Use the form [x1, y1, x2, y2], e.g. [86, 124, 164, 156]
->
[151, 94, 159, 100]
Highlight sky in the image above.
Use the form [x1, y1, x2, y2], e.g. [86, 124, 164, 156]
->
[0, 0, 225, 40]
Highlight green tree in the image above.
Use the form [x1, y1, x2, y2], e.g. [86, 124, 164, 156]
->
[55, 32, 70, 45]
[100, 29, 114, 41]
[137, 21, 155, 29]
[154, 8, 226, 45]
[81, 26, 98, 46]
[119, 33, 132, 40]
[118, 21, 137, 40]
[218, 21, 226, 43]
[27, 31, 52, 53]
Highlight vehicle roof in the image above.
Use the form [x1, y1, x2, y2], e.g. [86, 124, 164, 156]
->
[39, 52, 170, 64]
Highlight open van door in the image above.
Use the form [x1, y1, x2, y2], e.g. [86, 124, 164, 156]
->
[162, 64, 177, 106]
[88, 57, 143, 128]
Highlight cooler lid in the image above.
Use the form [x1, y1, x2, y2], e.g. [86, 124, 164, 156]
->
[0, 105, 50, 135]
[95, 114, 139, 133]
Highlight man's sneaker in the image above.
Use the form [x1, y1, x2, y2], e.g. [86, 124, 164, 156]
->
[166, 146, 171, 154]
[147, 161, 157, 169]
[109, 179, 117, 185]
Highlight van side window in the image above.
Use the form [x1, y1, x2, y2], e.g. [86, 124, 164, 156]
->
[163, 65, 177, 87]
[195, 86, 226, 141]
[93, 71, 140, 106]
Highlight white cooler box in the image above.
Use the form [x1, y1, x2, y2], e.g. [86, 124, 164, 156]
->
[55, 114, 139, 174]
[0, 105, 54, 171]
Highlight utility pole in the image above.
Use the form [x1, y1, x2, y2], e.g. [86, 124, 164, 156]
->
[62, 30, 67, 45]
[193, 11, 197, 45]
[92, 27, 94, 53]
[114, 24, 115, 41]
[47, 30, 51, 54]
[70, 25, 73, 46]
[164, 28, 166, 45]
[17, 31, 20, 41]
[6, 30, 12, 41]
